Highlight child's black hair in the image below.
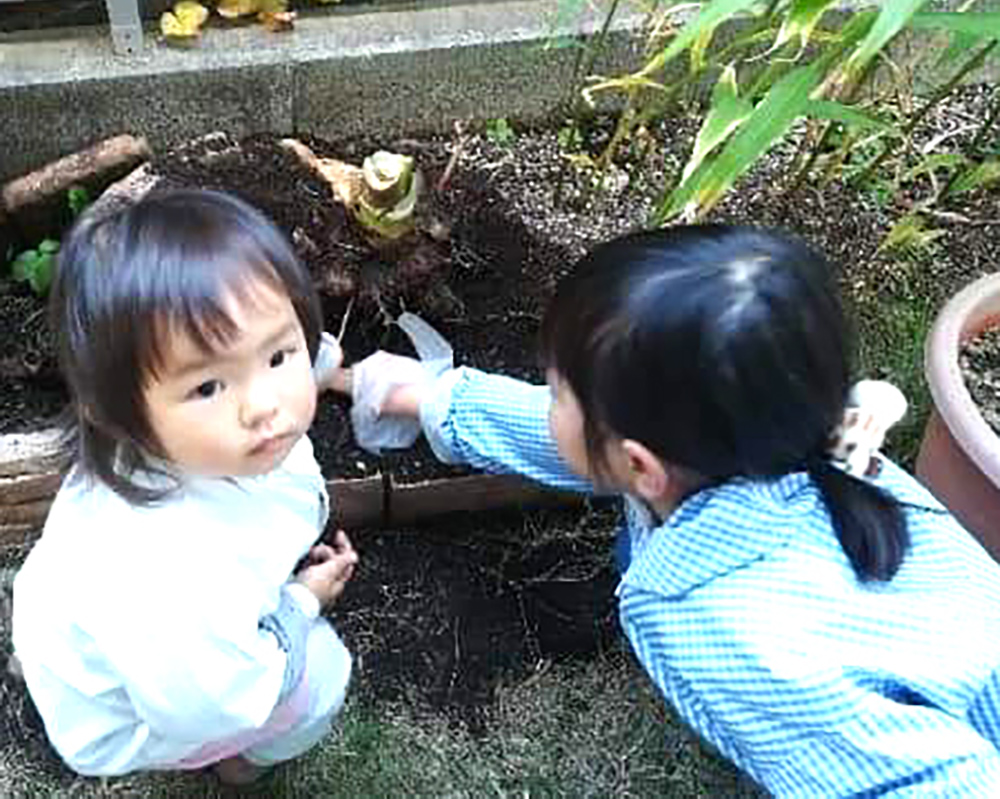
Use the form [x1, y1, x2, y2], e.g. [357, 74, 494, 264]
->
[540, 224, 908, 582]
[50, 188, 322, 504]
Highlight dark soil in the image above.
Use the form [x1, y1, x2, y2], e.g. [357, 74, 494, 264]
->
[961, 327, 1000, 436]
[335, 502, 622, 732]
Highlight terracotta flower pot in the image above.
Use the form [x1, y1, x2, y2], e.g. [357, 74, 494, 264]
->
[916, 272, 1000, 561]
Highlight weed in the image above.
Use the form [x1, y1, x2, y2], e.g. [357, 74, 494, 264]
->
[9, 239, 58, 296]
[5, 187, 90, 297]
[485, 117, 516, 147]
[557, 122, 584, 153]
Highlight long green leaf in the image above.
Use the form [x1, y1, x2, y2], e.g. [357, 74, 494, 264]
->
[681, 64, 754, 181]
[948, 159, 1000, 196]
[661, 62, 821, 220]
[659, 0, 761, 65]
[909, 12, 1000, 37]
[937, 30, 987, 69]
[804, 100, 890, 131]
[843, 0, 929, 81]
[902, 153, 969, 183]
[689, 25, 717, 74]
[773, 0, 839, 51]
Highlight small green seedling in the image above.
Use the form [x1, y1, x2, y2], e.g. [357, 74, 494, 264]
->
[485, 118, 515, 147]
[11, 238, 59, 296]
[557, 123, 584, 153]
[877, 213, 944, 257]
[67, 185, 91, 217]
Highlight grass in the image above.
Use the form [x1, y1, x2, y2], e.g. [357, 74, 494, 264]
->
[0, 646, 760, 798]
[852, 248, 939, 470]
[854, 289, 935, 469]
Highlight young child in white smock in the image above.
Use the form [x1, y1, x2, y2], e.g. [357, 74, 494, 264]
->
[13, 189, 357, 784]
[339, 225, 1000, 796]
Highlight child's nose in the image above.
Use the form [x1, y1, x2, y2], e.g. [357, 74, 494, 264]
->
[240, 379, 280, 428]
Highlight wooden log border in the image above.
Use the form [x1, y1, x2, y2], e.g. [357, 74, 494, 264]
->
[0, 428, 580, 546]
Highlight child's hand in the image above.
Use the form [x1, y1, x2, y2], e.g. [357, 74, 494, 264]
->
[313, 332, 345, 394]
[351, 351, 429, 417]
[346, 314, 453, 454]
[325, 353, 425, 414]
[294, 531, 358, 608]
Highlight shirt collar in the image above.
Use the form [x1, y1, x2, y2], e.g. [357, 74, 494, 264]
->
[621, 471, 816, 598]
[620, 458, 947, 598]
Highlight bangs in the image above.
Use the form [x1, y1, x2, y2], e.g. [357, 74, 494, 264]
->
[142, 255, 286, 381]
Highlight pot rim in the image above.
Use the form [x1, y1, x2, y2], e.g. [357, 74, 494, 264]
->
[925, 271, 1000, 486]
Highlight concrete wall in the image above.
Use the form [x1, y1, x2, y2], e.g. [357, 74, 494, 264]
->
[0, 2, 645, 182]
[2, 0, 997, 183]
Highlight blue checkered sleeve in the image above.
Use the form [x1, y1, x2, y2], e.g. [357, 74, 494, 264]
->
[419, 367, 590, 492]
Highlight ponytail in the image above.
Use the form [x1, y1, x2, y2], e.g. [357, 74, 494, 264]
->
[806, 460, 909, 581]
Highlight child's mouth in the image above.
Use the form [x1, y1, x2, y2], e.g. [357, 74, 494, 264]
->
[249, 432, 294, 457]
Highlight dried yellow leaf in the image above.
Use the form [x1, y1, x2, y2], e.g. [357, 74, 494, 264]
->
[217, 0, 259, 19]
[259, 9, 295, 31]
[175, 0, 209, 27]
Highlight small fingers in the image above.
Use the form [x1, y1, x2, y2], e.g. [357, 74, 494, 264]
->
[328, 367, 352, 395]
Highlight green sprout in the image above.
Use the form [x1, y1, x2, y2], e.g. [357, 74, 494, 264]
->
[354, 151, 419, 241]
[11, 238, 59, 296]
[485, 118, 515, 147]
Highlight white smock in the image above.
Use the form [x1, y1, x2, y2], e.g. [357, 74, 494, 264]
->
[12, 434, 351, 775]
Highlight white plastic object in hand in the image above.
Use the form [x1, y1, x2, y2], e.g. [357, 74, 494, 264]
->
[351, 312, 453, 454]
[828, 380, 908, 477]
[313, 332, 344, 388]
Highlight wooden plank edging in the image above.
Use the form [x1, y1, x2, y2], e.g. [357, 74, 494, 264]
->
[0, 428, 65, 477]
[0, 429, 580, 544]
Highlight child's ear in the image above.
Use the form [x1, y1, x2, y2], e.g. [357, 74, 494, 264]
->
[620, 439, 669, 503]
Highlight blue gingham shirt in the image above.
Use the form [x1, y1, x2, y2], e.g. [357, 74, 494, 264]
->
[421, 368, 1000, 797]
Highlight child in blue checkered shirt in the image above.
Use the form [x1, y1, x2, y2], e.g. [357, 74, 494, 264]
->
[338, 225, 1000, 796]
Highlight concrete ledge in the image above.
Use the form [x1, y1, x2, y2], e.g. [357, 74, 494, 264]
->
[2, 1, 987, 185]
[0, 2, 646, 182]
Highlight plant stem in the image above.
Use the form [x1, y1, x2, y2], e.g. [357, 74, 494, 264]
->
[597, 91, 638, 169]
[852, 39, 998, 187]
[571, 0, 624, 118]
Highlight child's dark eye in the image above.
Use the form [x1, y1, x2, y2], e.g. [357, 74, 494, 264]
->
[270, 348, 294, 368]
[190, 380, 222, 400]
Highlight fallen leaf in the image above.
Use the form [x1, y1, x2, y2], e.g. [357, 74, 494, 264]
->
[217, 0, 259, 19]
[260, 10, 296, 31]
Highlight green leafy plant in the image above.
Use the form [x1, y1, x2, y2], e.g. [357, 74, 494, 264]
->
[560, 0, 1000, 231]
[5, 188, 92, 297]
[485, 118, 516, 147]
[10, 239, 58, 296]
[67, 186, 91, 218]
[557, 122, 585, 152]
[877, 212, 945, 256]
